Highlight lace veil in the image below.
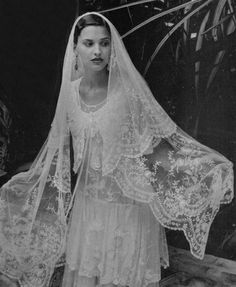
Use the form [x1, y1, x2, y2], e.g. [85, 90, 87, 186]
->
[0, 12, 234, 287]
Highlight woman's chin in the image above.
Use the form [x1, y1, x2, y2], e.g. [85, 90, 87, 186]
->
[86, 62, 108, 72]
[89, 66, 107, 74]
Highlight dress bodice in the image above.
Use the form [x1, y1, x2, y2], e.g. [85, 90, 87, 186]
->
[67, 79, 141, 205]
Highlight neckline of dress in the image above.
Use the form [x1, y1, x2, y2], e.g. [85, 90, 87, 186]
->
[77, 77, 109, 113]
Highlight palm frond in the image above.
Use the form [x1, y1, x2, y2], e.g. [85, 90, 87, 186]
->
[227, 0, 236, 24]
[100, 0, 157, 14]
[195, 11, 210, 97]
[212, 0, 228, 41]
[125, 0, 134, 26]
[122, 0, 204, 39]
[226, 15, 236, 35]
[183, 2, 194, 44]
[206, 16, 236, 91]
[206, 50, 226, 92]
[144, 0, 214, 76]
[175, 39, 182, 64]
[201, 13, 234, 36]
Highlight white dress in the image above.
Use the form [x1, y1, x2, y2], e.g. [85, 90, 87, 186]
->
[0, 12, 233, 287]
[62, 81, 169, 287]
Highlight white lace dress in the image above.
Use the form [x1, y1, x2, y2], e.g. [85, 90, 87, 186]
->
[61, 82, 169, 287]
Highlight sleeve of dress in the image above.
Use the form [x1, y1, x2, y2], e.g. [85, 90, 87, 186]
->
[147, 128, 233, 259]
[114, 123, 233, 260]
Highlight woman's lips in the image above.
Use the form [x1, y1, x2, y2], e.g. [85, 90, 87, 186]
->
[91, 58, 103, 64]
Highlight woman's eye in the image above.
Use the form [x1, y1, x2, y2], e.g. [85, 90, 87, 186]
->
[101, 41, 110, 47]
[84, 41, 93, 47]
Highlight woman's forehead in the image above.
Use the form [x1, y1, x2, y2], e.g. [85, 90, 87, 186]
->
[79, 26, 110, 40]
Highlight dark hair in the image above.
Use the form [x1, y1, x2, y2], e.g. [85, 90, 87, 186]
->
[74, 14, 110, 45]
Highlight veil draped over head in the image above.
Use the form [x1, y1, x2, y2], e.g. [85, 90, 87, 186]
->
[0, 12, 234, 287]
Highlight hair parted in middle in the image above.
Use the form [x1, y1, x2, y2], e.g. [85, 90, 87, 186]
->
[73, 14, 111, 46]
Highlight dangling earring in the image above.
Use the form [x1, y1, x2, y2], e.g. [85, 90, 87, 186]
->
[75, 54, 78, 71]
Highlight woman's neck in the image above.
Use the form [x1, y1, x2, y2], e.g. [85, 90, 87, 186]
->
[82, 69, 108, 89]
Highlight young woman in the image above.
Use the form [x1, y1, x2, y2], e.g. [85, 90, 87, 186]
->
[0, 12, 233, 287]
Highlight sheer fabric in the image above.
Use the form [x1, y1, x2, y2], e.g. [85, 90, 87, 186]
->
[62, 86, 168, 286]
[0, 11, 234, 287]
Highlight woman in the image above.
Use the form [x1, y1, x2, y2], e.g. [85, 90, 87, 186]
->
[0, 12, 233, 287]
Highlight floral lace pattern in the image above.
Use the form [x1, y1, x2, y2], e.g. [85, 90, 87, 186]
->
[67, 79, 176, 176]
[0, 134, 70, 286]
[68, 93, 233, 260]
[64, 193, 163, 287]
[66, 79, 234, 262]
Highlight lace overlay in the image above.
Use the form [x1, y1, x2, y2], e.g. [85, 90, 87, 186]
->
[67, 78, 177, 177]
[0, 11, 233, 287]
[65, 92, 233, 286]
[64, 193, 164, 287]
[63, 88, 168, 287]
[0, 142, 70, 286]
[65, 75, 233, 265]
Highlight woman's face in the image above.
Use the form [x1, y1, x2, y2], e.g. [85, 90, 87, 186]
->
[75, 25, 111, 73]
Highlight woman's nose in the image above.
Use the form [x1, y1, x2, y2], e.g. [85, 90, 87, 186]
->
[94, 44, 101, 56]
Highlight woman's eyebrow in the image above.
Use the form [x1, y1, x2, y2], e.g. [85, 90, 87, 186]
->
[82, 37, 110, 41]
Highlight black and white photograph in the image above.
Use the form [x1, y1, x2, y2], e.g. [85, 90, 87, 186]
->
[0, 1, 235, 286]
